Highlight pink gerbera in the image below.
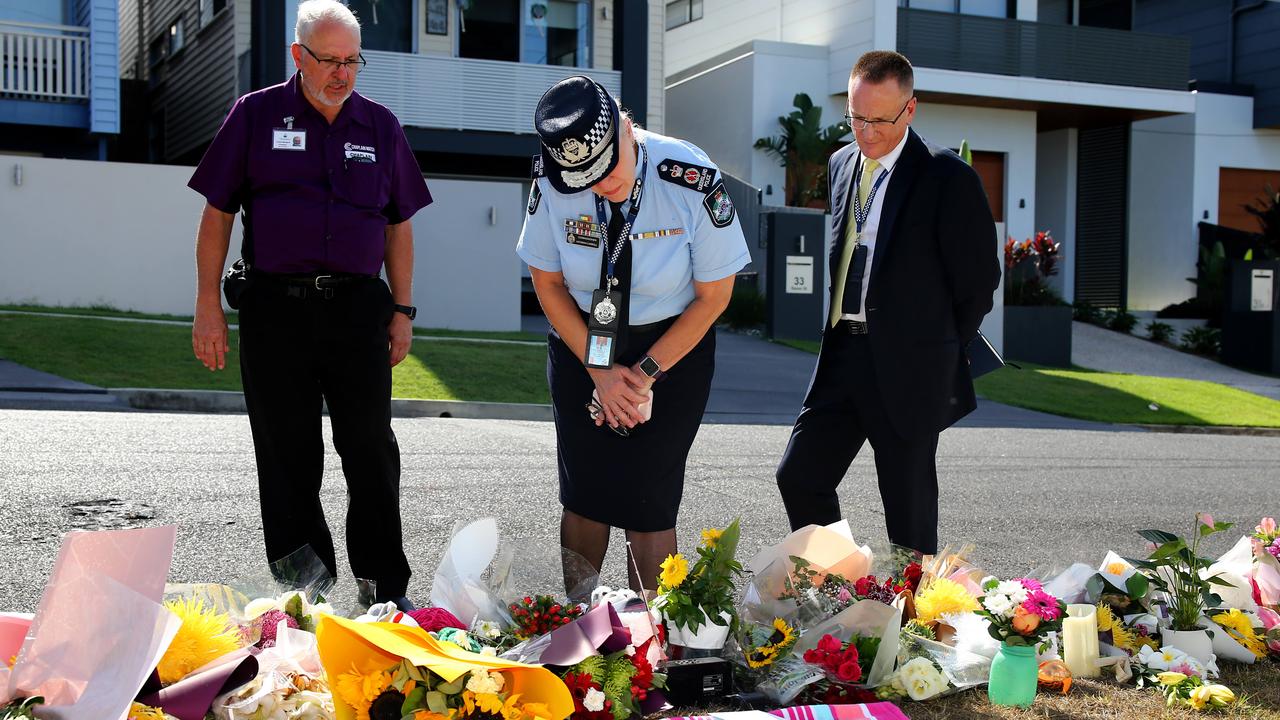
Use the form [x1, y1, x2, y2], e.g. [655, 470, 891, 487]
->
[1022, 589, 1061, 621]
[1019, 578, 1043, 592]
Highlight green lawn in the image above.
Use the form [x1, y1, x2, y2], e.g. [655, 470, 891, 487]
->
[768, 338, 1280, 428]
[0, 314, 549, 403]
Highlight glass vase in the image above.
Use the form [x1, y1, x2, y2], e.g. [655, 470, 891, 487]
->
[988, 641, 1038, 708]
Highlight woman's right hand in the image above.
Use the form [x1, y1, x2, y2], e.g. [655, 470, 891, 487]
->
[587, 365, 652, 429]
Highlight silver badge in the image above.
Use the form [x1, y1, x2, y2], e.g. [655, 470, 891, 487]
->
[593, 295, 617, 325]
[561, 137, 589, 163]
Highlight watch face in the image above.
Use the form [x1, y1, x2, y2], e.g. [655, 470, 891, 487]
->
[640, 356, 660, 376]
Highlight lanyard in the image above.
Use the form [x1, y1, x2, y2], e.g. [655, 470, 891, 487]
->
[851, 154, 891, 236]
[594, 142, 649, 286]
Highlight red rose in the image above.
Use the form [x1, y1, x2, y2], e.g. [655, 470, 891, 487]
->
[803, 649, 821, 664]
[836, 661, 862, 683]
[818, 634, 843, 654]
[854, 576, 877, 596]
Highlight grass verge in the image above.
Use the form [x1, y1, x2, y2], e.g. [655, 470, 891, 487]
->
[0, 314, 549, 403]
[766, 340, 1280, 427]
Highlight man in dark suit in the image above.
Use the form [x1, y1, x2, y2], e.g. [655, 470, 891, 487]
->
[775, 50, 1000, 563]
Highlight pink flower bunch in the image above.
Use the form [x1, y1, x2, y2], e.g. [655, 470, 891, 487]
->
[1022, 586, 1063, 622]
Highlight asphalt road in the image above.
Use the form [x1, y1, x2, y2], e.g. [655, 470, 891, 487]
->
[1, 408, 1276, 612]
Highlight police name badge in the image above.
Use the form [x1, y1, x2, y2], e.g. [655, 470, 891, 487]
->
[272, 129, 307, 151]
[585, 288, 622, 369]
[565, 216, 602, 248]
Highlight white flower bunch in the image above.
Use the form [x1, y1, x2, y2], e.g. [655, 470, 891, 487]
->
[243, 591, 334, 621]
[465, 668, 506, 695]
[474, 619, 503, 639]
[214, 672, 335, 720]
[1136, 645, 1219, 679]
[888, 657, 950, 701]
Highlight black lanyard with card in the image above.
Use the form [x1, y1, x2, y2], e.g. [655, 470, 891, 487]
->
[585, 143, 648, 369]
[842, 154, 891, 315]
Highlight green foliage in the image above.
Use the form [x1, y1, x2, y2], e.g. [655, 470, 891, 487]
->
[1146, 321, 1175, 343]
[1128, 515, 1235, 631]
[1243, 183, 1280, 259]
[0, 698, 44, 720]
[754, 94, 850, 207]
[720, 284, 766, 330]
[1188, 240, 1228, 320]
[658, 519, 744, 634]
[1005, 232, 1065, 306]
[1105, 309, 1139, 334]
[959, 139, 973, 166]
[1073, 300, 1104, 324]
[902, 619, 936, 640]
[1180, 326, 1222, 356]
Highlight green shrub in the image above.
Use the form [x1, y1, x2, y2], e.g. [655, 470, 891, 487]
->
[720, 284, 766, 330]
[1180, 326, 1221, 356]
[1146, 321, 1175, 343]
[1107, 309, 1139, 334]
[1073, 300, 1103, 325]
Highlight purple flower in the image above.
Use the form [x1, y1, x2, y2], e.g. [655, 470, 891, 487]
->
[1269, 538, 1280, 559]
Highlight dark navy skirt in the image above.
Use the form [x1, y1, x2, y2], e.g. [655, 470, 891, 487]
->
[547, 316, 716, 531]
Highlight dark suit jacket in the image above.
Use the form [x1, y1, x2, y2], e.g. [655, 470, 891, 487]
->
[824, 128, 1000, 437]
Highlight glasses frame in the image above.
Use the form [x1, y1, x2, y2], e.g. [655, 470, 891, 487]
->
[299, 43, 367, 74]
[844, 97, 915, 132]
[585, 399, 630, 437]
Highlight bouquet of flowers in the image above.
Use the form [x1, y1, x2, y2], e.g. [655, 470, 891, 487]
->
[1131, 513, 1235, 633]
[558, 637, 666, 720]
[243, 590, 336, 647]
[508, 596, 585, 642]
[800, 632, 879, 701]
[1095, 604, 1159, 655]
[656, 520, 743, 647]
[1130, 644, 1236, 711]
[974, 577, 1067, 649]
[1253, 518, 1280, 561]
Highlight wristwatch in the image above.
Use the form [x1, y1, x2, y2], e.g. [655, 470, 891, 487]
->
[638, 355, 662, 379]
[394, 304, 417, 320]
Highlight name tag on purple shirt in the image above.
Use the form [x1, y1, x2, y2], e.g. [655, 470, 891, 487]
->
[272, 129, 307, 151]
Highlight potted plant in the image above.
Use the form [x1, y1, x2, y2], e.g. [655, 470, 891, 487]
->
[655, 519, 743, 654]
[1130, 513, 1235, 664]
[974, 577, 1068, 708]
[1003, 232, 1073, 367]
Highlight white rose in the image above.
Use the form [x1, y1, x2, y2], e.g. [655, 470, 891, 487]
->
[983, 594, 1012, 617]
[900, 657, 949, 701]
[583, 688, 607, 712]
[466, 669, 504, 694]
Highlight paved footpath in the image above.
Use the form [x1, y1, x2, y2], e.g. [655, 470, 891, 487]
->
[1073, 321, 1280, 401]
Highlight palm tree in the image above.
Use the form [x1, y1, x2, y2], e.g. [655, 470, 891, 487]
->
[754, 94, 850, 208]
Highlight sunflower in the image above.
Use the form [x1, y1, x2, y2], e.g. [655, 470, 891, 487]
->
[701, 528, 723, 548]
[156, 597, 242, 685]
[914, 578, 979, 626]
[659, 554, 689, 590]
[334, 665, 394, 720]
[746, 618, 797, 668]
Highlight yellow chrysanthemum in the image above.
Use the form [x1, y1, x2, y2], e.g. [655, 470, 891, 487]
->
[335, 665, 393, 720]
[701, 528, 723, 548]
[156, 597, 242, 685]
[1212, 609, 1268, 659]
[659, 553, 689, 590]
[1095, 604, 1115, 632]
[128, 702, 168, 720]
[914, 578, 979, 625]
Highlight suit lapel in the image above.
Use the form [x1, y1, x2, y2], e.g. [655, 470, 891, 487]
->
[869, 129, 926, 284]
[828, 149, 860, 279]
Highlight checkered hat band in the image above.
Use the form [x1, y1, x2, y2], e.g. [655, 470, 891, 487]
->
[561, 143, 614, 189]
[546, 87, 614, 168]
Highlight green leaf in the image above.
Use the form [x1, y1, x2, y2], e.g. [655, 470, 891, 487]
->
[1148, 540, 1188, 561]
[1126, 573, 1150, 598]
[1138, 529, 1179, 546]
[402, 686, 427, 715]
[959, 139, 973, 166]
[1085, 575, 1105, 602]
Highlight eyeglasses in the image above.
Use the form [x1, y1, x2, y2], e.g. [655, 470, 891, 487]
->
[844, 97, 914, 132]
[585, 399, 630, 437]
[299, 43, 366, 74]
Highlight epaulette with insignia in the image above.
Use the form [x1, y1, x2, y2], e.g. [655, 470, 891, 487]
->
[531, 154, 545, 179]
[656, 158, 717, 194]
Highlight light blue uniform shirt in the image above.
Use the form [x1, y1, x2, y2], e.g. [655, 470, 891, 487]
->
[517, 129, 751, 325]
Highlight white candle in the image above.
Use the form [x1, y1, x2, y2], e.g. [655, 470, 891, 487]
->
[1063, 603, 1100, 678]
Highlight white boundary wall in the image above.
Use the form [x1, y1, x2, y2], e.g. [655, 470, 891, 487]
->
[0, 155, 523, 331]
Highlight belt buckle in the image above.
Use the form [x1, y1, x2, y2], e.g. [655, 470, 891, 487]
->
[313, 274, 332, 289]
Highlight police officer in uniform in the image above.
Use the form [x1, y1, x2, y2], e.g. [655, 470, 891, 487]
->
[517, 76, 750, 593]
[188, 0, 431, 609]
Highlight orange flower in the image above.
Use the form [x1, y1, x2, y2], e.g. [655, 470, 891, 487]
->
[1011, 605, 1041, 635]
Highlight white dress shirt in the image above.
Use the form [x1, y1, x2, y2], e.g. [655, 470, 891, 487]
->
[841, 129, 911, 323]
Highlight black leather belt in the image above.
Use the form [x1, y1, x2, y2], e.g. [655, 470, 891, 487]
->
[836, 319, 869, 335]
[254, 271, 378, 299]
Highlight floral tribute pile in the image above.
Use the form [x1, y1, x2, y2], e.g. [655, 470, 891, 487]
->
[2, 513, 1280, 720]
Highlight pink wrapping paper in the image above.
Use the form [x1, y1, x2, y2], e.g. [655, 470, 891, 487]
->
[665, 703, 911, 720]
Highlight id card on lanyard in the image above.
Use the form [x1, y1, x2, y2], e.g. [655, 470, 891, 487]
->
[585, 143, 649, 369]
[843, 155, 890, 315]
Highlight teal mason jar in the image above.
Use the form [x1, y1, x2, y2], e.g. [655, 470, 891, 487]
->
[988, 642, 1038, 707]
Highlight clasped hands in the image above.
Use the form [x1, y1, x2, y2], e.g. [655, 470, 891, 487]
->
[586, 363, 654, 431]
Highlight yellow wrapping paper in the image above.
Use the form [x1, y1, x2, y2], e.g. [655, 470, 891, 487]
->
[316, 615, 574, 720]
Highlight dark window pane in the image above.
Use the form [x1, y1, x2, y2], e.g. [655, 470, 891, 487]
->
[347, 0, 413, 52]
[460, 0, 520, 61]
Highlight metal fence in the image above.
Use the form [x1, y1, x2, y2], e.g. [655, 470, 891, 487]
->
[897, 8, 1190, 91]
[358, 51, 622, 133]
[0, 20, 90, 101]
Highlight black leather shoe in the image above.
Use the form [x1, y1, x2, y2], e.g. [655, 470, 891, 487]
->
[382, 595, 416, 612]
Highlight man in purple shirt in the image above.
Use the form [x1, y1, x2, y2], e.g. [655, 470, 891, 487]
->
[188, 0, 431, 609]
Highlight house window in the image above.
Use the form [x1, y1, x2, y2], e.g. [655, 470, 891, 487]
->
[347, 0, 413, 52]
[169, 19, 185, 55]
[199, 0, 228, 28]
[457, 0, 591, 67]
[665, 0, 703, 30]
[898, 0, 1014, 18]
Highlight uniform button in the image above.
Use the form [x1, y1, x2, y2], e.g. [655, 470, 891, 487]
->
[325, 234, 332, 240]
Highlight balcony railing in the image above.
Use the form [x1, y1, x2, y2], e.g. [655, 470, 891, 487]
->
[897, 8, 1190, 91]
[0, 20, 90, 101]
[358, 51, 622, 133]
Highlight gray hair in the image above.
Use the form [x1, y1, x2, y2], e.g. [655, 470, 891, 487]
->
[295, 0, 361, 45]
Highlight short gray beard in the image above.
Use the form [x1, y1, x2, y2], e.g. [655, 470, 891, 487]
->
[301, 72, 352, 107]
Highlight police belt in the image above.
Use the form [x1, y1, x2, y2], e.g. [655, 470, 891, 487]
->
[251, 270, 380, 299]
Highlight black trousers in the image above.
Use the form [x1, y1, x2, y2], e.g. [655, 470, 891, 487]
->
[238, 276, 411, 599]
[775, 329, 940, 554]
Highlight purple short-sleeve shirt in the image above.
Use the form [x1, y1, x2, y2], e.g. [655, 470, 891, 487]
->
[188, 74, 432, 275]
